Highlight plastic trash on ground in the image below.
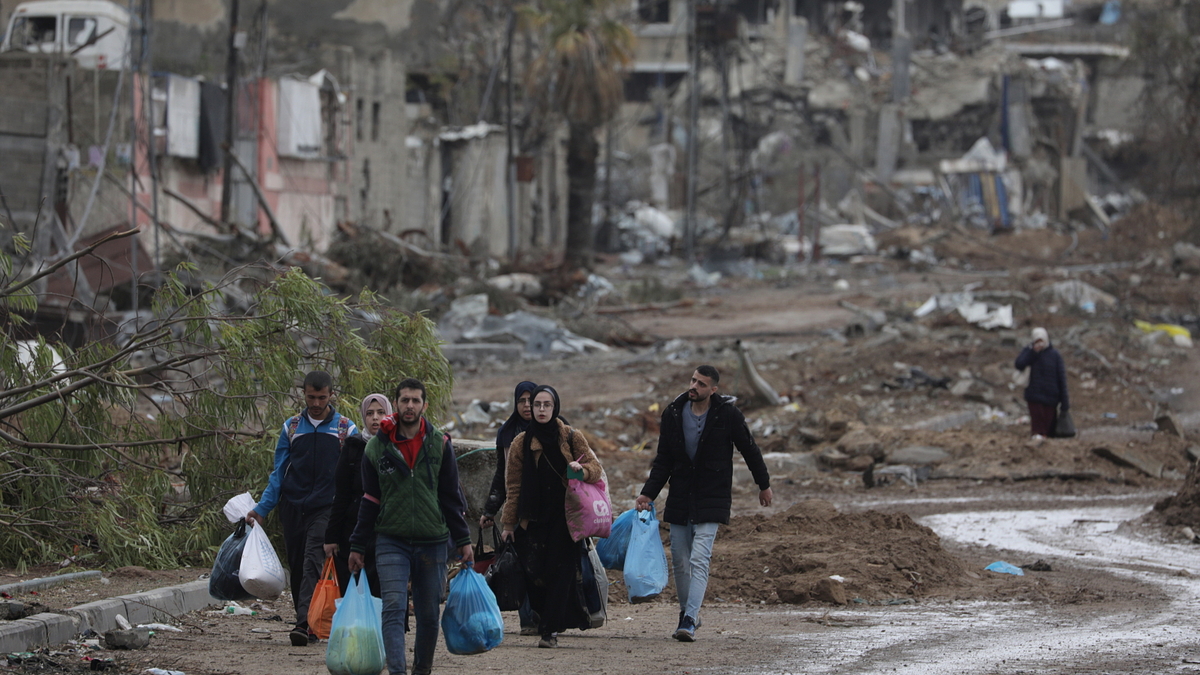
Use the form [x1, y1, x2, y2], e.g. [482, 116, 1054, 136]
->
[984, 561, 1024, 576]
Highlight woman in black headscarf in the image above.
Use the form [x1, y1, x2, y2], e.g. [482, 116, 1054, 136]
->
[480, 380, 539, 634]
[500, 385, 603, 648]
[480, 380, 538, 527]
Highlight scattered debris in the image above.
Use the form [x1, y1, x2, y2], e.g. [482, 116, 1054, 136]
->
[984, 561, 1024, 576]
[734, 340, 783, 406]
[104, 628, 151, 650]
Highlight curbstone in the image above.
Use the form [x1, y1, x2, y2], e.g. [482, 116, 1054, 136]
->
[119, 588, 180, 625]
[0, 570, 103, 598]
[1, 579, 220, 655]
[35, 612, 82, 646]
[175, 580, 219, 614]
[0, 617, 48, 653]
[66, 598, 126, 634]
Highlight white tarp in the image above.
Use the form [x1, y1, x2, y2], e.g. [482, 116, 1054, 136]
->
[166, 75, 199, 159]
[820, 224, 877, 256]
[278, 77, 322, 159]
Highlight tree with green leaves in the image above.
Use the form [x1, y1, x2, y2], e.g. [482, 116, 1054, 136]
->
[0, 228, 453, 570]
[523, 0, 636, 268]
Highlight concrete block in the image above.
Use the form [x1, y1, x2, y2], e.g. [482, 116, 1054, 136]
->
[120, 587, 181, 625]
[67, 598, 126, 634]
[104, 627, 151, 649]
[0, 617, 47, 653]
[175, 579, 220, 614]
[31, 612, 80, 646]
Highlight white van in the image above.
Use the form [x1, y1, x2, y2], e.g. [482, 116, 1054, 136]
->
[1, 0, 130, 70]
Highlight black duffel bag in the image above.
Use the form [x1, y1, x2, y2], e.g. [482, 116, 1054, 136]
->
[209, 521, 255, 601]
[484, 537, 525, 611]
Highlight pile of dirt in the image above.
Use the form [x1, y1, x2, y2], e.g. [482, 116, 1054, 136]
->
[704, 499, 970, 605]
[1153, 461, 1200, 528]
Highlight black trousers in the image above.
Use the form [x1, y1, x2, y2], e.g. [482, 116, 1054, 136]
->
[277, 503, 330, 627]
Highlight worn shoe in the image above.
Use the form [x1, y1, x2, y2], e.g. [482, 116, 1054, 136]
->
[289, 625, 310, 646]
[673, 615, 696, 642]
[520, 624, 540, 636]
[678, 610, 702, 629]
[537, 634, 558, 648]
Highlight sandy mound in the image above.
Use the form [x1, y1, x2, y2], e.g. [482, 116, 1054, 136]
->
[704, 499, 970, 605]
[1153, 461, 1200, 528]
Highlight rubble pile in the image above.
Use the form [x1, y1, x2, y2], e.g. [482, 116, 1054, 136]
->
[703, 499, 971, 604]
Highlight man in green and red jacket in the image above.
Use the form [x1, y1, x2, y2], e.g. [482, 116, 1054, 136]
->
[349, 378, 472, 675]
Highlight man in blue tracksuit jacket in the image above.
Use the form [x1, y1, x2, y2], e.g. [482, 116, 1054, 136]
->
[246, 370, 356, 646]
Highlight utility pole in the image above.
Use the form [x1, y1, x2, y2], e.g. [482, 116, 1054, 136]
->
[143, 0, 160, 272]
[684, 0, 699, 262]
[128, 0, 139, 312]
[219, 0, 240, 226]
[504, 9, 517, 258]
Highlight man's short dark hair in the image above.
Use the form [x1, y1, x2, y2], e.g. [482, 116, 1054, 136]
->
[695, 365, 720, 384]
[395, 378, 426, 402]
[303, 370, 333, 392]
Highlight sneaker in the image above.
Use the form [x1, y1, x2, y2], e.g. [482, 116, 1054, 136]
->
[673, 615, 696, 642]
[289, 625, 310, 647]
[537, 634, 558, 648]
[520, 625, 540, 636]
[678, 610, 702, 629]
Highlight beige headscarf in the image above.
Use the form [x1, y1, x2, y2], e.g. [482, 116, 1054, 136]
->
[359, 393, 393, 424]
[1031, 327, 1049, 345]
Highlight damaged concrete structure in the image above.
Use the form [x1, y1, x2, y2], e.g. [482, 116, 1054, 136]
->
[603, 0, 1146, 257]
[0, 0, 569, 271]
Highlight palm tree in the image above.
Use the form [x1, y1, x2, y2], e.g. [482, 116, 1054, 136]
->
[523, 0, 635, 268]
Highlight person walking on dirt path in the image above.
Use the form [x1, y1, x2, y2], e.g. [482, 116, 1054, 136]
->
[245, 370, 357, 647]
[480, 380, 540, 635]
[636, 365, 773, 642]
[500, 385, 606, 649]
[349, 378, 473, 675]
[1015, 327, 1070, 440]
[323, 393, 391, 597]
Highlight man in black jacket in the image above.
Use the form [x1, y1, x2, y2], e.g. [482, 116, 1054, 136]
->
[635, 365, 773, 642]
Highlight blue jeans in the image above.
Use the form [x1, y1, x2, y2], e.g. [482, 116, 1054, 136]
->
[669, 521, 719, 622]
[376, 535, 446, 675]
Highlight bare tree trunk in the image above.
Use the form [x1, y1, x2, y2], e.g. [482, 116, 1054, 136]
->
[565, 124, 598, 269]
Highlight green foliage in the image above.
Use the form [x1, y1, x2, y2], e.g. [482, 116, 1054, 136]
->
[0, 247, 453, 570]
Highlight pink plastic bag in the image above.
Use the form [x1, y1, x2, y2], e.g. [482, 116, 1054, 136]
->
[565, 468, 612, 542]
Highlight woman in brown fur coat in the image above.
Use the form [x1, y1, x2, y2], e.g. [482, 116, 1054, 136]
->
[500, 385, 603, 648]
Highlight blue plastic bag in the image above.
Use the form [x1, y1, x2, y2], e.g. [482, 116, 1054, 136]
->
[596, 509, 637, 571]
[209, 521, 254, 602]
[984, 561, 1024, 576]
[623, 504, 668, 603]
[442, 567, 504, 655]
[326, 573, 386, 675]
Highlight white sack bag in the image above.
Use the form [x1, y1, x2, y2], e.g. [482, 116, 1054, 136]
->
[222, 492, 257, 524]
[239, 522, 287, 599]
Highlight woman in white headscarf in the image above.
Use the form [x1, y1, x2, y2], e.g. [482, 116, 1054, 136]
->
[1015, 327, 1069, 439]
[323, 393, 392, 594]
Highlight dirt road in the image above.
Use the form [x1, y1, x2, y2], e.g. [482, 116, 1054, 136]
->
[15, 483, 1195, 675]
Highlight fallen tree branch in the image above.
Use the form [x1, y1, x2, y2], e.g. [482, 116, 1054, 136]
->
[1, 229, 138, 300]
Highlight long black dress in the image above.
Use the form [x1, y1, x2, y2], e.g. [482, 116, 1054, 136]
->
[514, 447, 589, 636]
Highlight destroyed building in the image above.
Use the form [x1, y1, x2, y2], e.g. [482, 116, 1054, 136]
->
[0, 0, 576, 340]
